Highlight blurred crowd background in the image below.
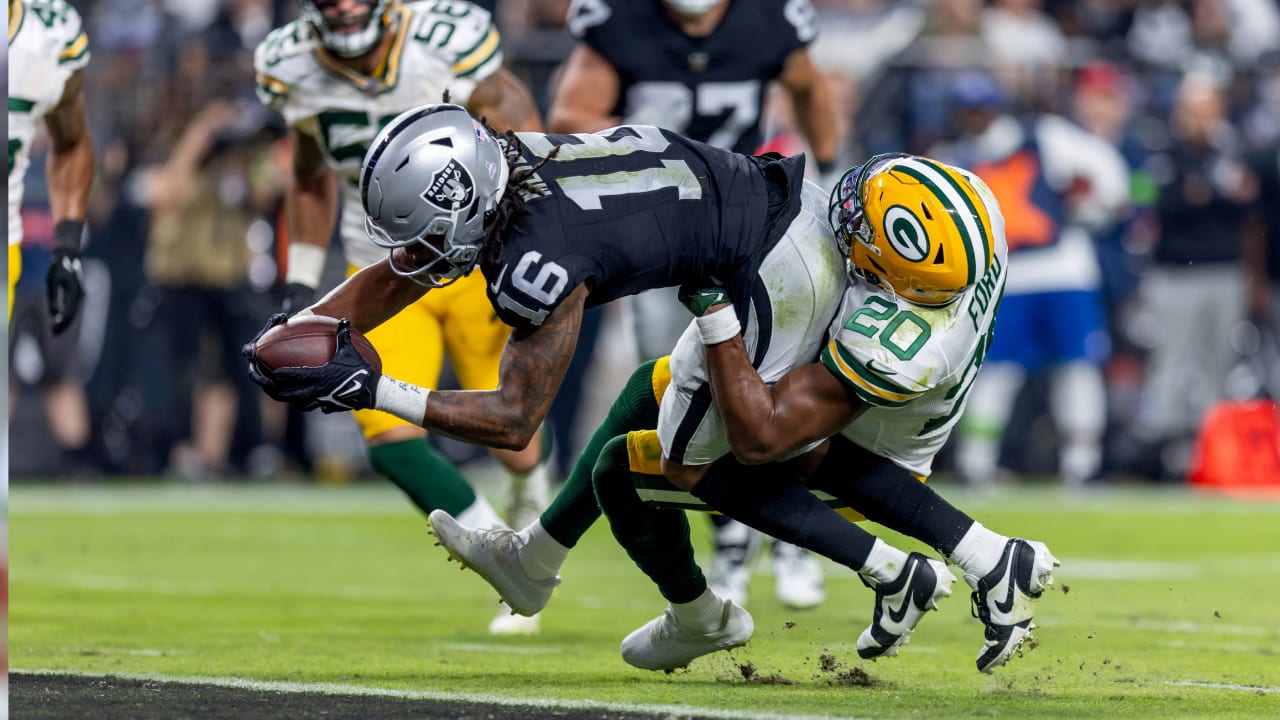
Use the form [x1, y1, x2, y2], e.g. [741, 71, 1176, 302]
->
[8, 0, 1280, 488]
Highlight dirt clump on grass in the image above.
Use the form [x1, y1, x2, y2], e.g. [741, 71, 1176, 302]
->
[735, 661, 795, 685]
[814, 651, 882, 687]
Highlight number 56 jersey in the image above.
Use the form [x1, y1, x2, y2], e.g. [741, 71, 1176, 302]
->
[822, 173, 1009, 477]
[254, 0, 502, 269]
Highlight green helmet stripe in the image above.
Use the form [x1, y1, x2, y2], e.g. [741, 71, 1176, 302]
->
[893, 163, 978, 286]
[916, 158, 992, 280]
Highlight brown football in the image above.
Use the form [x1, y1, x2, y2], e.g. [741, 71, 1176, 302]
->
[252, 315, 381, 373]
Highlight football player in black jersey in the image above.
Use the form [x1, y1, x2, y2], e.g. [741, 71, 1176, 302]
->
[550, 0, 839, 610]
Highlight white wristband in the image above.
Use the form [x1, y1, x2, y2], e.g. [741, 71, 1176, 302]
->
[375, 376, 430, 425]
[285, 242, 327, 288]
[695, 305, 741, 345]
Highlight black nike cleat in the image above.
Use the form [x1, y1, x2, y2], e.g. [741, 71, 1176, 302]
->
[856, 552, 955, 660]
[967, 538, 1060, 673]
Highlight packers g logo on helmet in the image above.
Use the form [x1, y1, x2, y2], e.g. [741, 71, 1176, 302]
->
[828, 153, 996, 307]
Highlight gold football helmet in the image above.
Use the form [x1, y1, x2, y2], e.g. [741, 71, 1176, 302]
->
[828, 153, 997, 306]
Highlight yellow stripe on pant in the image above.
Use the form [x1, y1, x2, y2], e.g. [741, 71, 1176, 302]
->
[346, 266, 512, 440]
[8, 243, 22, 323]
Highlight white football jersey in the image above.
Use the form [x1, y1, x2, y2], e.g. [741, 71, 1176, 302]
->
[822, 172, 1009, 476]
[7, 0, 90, 247]
[254, 0, 504, 268]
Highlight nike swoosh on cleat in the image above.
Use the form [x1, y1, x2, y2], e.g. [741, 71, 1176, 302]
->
[886, 562, 919, 624]
[993, 545, 1020, 615]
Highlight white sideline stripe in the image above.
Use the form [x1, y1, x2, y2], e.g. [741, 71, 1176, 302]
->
[1165, 680, 1279, 693]
[13, 670, 867, 720]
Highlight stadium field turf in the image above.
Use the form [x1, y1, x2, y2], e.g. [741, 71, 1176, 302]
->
[8, 481, 1279, 719]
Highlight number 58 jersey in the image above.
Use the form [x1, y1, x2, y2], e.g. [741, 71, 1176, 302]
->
[8, 0, 90, 246]
[254, 0, 502, 268]
[822, 174, 1009, 477]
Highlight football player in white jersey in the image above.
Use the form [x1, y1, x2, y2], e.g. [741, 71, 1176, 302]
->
[253, 0, 547, 635]
[651, 154, 1059, 672]
[7, 0, 94, 333]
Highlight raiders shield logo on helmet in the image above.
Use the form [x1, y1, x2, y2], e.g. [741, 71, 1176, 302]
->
[423, 159, 475, 211]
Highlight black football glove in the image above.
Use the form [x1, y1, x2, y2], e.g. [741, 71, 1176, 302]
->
[243, 312, 291, 399]
[47, 220, 86, 335]
[282, 282, 316, 316]
[249, 318, 381, 413]
[677, 282, 731, 317]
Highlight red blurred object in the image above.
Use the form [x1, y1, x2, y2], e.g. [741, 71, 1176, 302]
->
[1076, 62, 1124, 96]
[1188, 399, 1280, 497]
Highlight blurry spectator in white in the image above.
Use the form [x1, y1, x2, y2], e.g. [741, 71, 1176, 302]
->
[1128, 0, 1193, 71]
[981, 0, 1066, 104]
[1132, 72, 1259, 478]
[933, 71, 1130, 489]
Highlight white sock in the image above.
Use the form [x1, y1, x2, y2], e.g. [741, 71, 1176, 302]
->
[860, 538, 911, 586]
[670, 587, 725, 632]
[516, 519, 568, 582]
[456, 493, 503, 529]
[507, 462, 552, 528]
[948, 522, 1009, 579]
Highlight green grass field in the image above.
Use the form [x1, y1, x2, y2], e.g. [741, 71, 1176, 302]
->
[8, 479, 1280, 718]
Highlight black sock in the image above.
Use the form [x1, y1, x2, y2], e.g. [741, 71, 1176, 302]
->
[691, 459, 876, 572]
[592, 436, 707, 604]
[809, 437, 973, 556]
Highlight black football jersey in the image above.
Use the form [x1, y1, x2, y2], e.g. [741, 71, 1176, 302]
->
[481, 125, 805, 332]
[567, 0, 816, 154]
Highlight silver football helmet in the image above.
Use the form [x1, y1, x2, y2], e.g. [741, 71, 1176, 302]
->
[361, 103, 511, 287]
[298, 0, 393, 58]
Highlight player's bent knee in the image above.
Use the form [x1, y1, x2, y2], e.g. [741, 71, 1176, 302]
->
[660, 455, 707, 492]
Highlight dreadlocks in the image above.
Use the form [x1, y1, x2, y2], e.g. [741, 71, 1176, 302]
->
[477, 117, 559, 268]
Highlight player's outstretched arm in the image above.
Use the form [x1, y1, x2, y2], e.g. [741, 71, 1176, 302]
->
[681, 288, 861, 464]
[416, 283, 588, 449]
[309, 251, 431, 333]
[44, 68, 95, 334]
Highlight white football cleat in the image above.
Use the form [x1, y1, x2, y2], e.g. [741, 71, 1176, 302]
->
[856, 552, 955, 660]
[429, 509, 559, 616]
[772, 541, 825, 610]
[621, 599, 754, 671]
[489, 603, 541, 636]
[967, 538, 1059, 673]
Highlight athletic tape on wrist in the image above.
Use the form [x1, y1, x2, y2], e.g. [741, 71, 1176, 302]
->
[285, 243, 327, 288]
[53, 219, 85, 254]
[695, 305, 741, 345]
[375, 376, 430, 425]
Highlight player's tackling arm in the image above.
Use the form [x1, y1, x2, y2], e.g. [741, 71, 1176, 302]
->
[546, 44, 621, 133]
[703, 331, 864, 464]
[283, 128, 338, 312]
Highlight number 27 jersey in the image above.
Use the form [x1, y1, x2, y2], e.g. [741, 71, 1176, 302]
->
[480, 125, 805, 332]
[822, 174, 1009, 476]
